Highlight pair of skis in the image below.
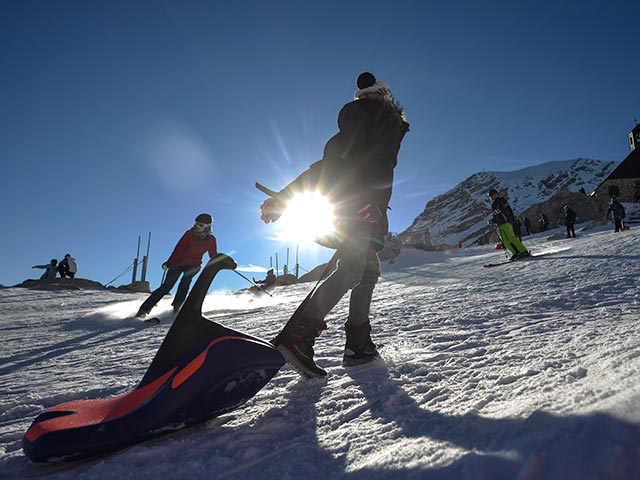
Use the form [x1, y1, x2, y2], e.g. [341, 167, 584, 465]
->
[484, 253, 535, 268]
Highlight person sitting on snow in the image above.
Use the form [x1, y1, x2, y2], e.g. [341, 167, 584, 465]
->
[58, 253, 78, 278]
[33, 259, 59, 279]
[255, 268, 277, 287]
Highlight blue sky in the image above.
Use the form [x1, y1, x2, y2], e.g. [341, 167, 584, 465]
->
[1, 1, 638, 292]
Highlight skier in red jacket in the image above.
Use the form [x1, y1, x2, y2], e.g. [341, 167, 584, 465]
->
[136, 214, 217, 318]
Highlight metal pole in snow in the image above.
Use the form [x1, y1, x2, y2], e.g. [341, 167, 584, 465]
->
[132, 235, 141, 283]
[141, 232, 151, 282]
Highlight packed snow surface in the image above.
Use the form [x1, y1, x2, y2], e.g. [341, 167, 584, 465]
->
[1, 222, 639, 479]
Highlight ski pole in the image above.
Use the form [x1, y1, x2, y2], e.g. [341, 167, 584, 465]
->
[232, 270, 274, 297]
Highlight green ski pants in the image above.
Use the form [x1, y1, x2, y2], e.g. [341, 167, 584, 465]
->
[497, 223, 527, 255]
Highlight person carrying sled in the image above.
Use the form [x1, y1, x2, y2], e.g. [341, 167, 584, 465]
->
[564, 205, 576, 238]
[259, 72, 409, 377]
[136, 213, 217, 319]
[487, 189, 530, 261]
[606, 196, 626, 232]
[32, 259, 59, 279]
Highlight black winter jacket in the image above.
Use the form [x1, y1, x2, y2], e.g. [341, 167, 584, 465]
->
[281, 96, 409, 228]
[565, 208, 576, 224]
[491, 197, 516, 226]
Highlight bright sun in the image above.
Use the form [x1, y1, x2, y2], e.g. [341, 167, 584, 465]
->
[274, 191, 335, 244]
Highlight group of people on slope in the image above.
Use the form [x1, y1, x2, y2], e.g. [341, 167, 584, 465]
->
[129, 71, 629, 380]
[32, 254, 78, 279]
[488, 191, 625, 250]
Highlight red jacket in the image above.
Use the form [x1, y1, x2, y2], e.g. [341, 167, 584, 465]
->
[167, 230, 217, 268]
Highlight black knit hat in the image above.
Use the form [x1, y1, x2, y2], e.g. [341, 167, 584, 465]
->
[488, 189, 498, 197]
[195, 213, 213, 224]
[357, 72, 376, 90]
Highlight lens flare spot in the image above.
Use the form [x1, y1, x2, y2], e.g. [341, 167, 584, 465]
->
[274, 192, 335, 244]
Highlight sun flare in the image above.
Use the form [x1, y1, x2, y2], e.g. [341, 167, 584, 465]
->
[274, 192, 335, 244]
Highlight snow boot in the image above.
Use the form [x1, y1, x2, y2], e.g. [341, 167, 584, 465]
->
[135, 309, 149, 319]
[343, 323, 380, 366]
[277, 320, 328, 378]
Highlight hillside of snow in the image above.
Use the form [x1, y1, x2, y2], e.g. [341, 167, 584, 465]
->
[401, 158, 617, 248]
[1, 219, 639, 479]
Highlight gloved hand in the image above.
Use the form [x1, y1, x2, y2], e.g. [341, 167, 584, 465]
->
[260, 197, 285, 223]
[162, 262, 169, 271]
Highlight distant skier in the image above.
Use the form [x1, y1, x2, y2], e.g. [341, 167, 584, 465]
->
[606, 196, 626, 232]
[259, 71, 409, 377]
[538, 213, 549, 232]
[254, 268, 276, 287]
[57, 253, 78, 278]
[523, 216, 531, 235]
[136, 214, 217, 319]
[513, 217, 523, 241]
[564, 205, 576, 238]
[32, 259, 58, 279]
[487, 189, 530, 261]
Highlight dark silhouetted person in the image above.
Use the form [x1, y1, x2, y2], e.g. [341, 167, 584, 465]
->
[564, 205, 576, 238]
[606, 196, 626, 232]
[523, 217, 531, 235]
[58, 254, 78, 278]
[513, 218, 523, 241]
[259, 72, 409, 377]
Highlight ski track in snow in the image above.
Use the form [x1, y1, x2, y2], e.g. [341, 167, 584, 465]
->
[1, 222, 639, 479]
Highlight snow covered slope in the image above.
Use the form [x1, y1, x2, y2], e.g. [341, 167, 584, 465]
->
[1, 222, 639, 479]
[401, 158, 617, 248]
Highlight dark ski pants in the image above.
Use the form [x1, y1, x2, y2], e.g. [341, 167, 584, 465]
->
[566, 222, 576, 238]
[139, 265, 200, 313]
[300, 232, 380, 339]
[614, 218, 624, 232]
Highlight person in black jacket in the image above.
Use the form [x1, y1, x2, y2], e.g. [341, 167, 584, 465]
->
[606, 196, 626, 232]
[564, 205, 577, 238]
[260, 72, 409, 377]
